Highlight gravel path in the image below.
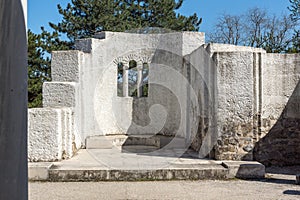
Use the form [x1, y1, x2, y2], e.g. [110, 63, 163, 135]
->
[29, 178, 300, 200]
[29, 166, 300, 199]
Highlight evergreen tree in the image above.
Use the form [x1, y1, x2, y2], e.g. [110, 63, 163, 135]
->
[288, 0, 300, 52]
[289, 0, 300, 21]
[49, 0, 201, 44]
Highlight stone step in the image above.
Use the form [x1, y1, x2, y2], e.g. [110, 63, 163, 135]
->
[158, 135, 187, 149]
[86, 135, 160, 149]
[33, 162, 266, 182]
[86, 135, 187, 149]
[28, 149, 265, 182]
[48, 166, 228, 181]
[121, 145, 160, 153]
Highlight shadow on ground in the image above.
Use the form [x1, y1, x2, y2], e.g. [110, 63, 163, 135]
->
[283, 190, 300, 196]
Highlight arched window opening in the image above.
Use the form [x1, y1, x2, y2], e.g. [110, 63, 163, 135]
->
[116, 58, 149, 98]
[141, 63, 149, 97]
[117, 62, 124, 97]
[128, 60, 138, 97]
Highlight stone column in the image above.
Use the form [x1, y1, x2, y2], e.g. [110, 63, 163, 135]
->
[123, 63, 129, 97]
[0, 0, 28, 199]
[137, 62, 143, 97]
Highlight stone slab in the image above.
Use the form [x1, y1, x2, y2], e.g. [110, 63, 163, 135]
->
[86, 136, 114, 149]
[121, 145, 159, 153]
[222, 161, 265, 179]
[48, 167, 228, 182]
[28, 163, 53, 181]
[86, 135, 160, 149]
[28, 149, 267, 182]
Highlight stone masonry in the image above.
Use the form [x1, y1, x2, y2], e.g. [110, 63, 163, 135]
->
[28, 32, 300, 166]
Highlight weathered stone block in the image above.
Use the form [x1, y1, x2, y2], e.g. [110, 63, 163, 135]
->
[28, 108, 64, 161]
[43, 82, 77, 107]
[223, 161, 265, 179]
[28, 163, 53, 181]
[28, 108, 80, 162]
[51, 51, 82, 82]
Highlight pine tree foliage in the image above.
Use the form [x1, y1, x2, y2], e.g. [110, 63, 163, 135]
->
[49, 0, 202, 43]
[289, 0, 300, 21]
[288, 0, 300, 52]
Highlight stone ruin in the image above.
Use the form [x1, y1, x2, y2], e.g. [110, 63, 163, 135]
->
[28, 31, 300, 166]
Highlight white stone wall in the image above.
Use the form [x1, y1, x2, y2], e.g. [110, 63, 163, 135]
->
[213, 50, 257, 160]
[184, 47, 217, 157]
[254, 53, 300, 166]
[74, 32, 205, 139]
[210, 44, 300, 163]
[261, 53, 300, 129]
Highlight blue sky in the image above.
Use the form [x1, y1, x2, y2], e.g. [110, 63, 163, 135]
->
[28, 0, 291, 35]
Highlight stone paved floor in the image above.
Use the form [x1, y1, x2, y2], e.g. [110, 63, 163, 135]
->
[51, 148, 222, 170]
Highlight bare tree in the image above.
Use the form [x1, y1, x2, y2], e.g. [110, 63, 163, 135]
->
[243, 7, 268, 47]
[208, 13, 243, 45]
[208, 7, 295, 52]
[263, 14, 295, 52]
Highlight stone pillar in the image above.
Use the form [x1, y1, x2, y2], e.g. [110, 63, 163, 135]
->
[123, 63, 129, 97]
[137, 62, 143, 97]
[0, 0, 28, 199]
